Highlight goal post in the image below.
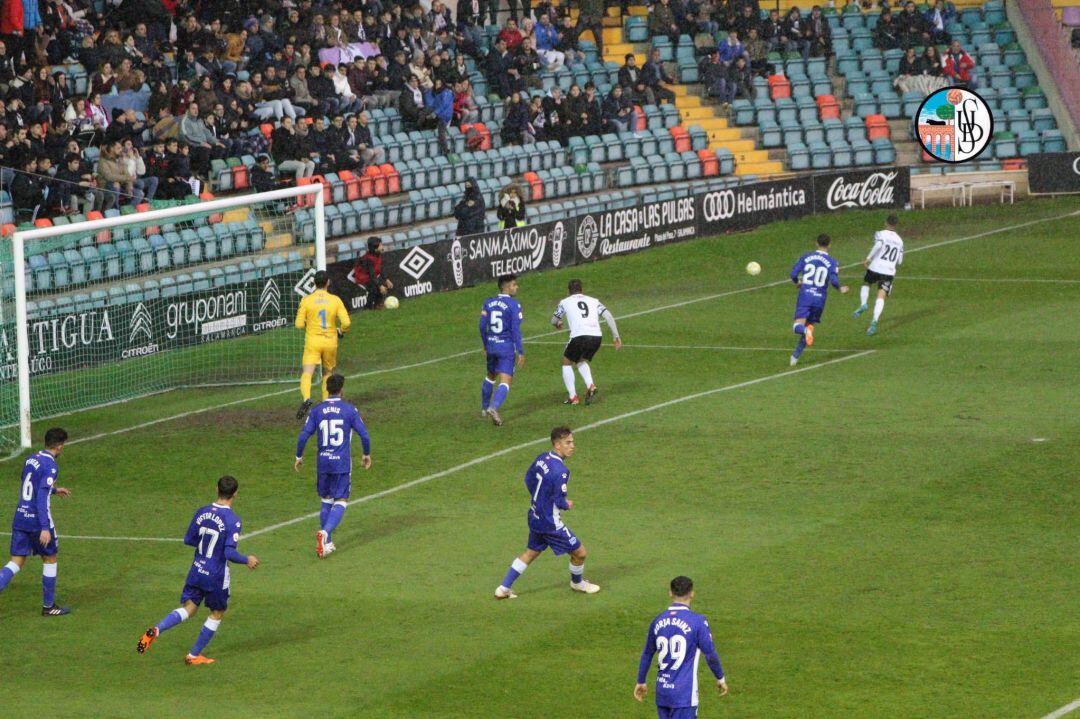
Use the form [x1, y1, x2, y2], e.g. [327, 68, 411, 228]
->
[3, 183, 325, 455]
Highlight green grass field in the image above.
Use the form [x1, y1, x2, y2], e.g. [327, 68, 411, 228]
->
[0, 199, 1077, 719]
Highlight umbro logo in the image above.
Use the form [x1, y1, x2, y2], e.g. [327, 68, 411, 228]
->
[400, 246, 435, 280]
[129, 303, 152, 343]
[260, 279, 281, 317]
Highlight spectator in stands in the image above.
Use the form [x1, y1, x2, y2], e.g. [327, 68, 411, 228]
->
[458, 0, 485, 50]
[943, 39, 977, 88]
[487, 38, 524, 100]
[897, 2, 930, 49]
[333, 64, 363, 114]
[121, 138, 158, 206]
[54, 152, 107, 214]
[497, 183, 527, 229]
[426, 77, 454, 152]
[582, 82, 604, 136]
[162, 139, 195, 199]
[350, 236, 394, 309]
[619, 54, 642, 90]
[527, 95, 548, 140]
[924, 0, 953, 45]
[501, 91, 533, 145]
[454, 177, 486, 237]
[717, 30, 747, 67]
[251, 154, 277, 193]
[508, 0, 532, 24]
[577, 0, 607, 57]
[642, 48, 677, 105]
[454, 80, 480, 125]
[894, 46, 921, 90]
[11, 156, 45, 221]
[96, 141, 137, 207]
[565, 83, 587, 137]
[806, 6, 832, 58]
[761, 9, 784, 54]
[543, 85, 569, 146]
[557, 16, 582, 66]
[499, 19, 525, 52]
[516, 37, 544, 89]
[272, 116, 316, 181]
[745, 27, 773, 77]
[179, 102, 226, 178]
[727, 56, 753, 104]
[782, 7, 809, 59]
[650, 0, 681, 48]
[289, 65, 320, 117]
[534, 14, 565, 70]
[400, 74, 427, 129]
[700, 50, 727, 99]
[922, 45, 946, 78]
[734, 4, 761, 41]
[603, 84, 634, 133]
[351, 112, 386, 166]
[874, 9, 901, 50]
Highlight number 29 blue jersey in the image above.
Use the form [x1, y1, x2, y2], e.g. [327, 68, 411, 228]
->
[790, 250, 841, 307]
[296, 397, 372, 474]
[480, 294, 524, 356]
[637, 603, 725, 709]
[183, 503, 242, 591]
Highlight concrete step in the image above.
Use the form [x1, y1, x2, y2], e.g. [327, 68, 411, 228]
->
[735, 160, 786, 176]
[733, 149, 773, 163]
[679, 106, 718, 122]
[695, 117, 732, 132]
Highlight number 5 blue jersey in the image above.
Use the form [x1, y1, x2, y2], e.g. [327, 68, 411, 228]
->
[790, 250, 841, 306]
[480, 294, 524, 356]
[12, 450, 59, 532]
[637, 603, 725, 709]
[183, 503, 242, 591]
[297, 398, 372, 474]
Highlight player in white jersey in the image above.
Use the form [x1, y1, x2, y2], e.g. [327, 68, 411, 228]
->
[550, 280, 622, 405]
[854, 215, 904, 336]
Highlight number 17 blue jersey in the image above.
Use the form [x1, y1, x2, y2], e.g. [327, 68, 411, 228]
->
[183, 503, 242, 591]
[296, 397, 372, 474]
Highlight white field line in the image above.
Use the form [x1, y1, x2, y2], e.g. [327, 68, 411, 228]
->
[6, 206, 1072, 459]
[890, 276, 1080, 285]
[240, 349, 875, 541]
[1041, 698, 1080, 719]
[524, 340, 858, 353]
[0, 531, 182, 542]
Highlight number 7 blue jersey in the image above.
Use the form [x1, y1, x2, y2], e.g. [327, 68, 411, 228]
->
[790, 250, 841, 306]
[480, 294, 524, 356]
[297, 398, 372, 474]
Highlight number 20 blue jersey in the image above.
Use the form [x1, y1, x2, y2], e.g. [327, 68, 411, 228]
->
[790, 250, 841, 307]
[296, 398, 372, 474]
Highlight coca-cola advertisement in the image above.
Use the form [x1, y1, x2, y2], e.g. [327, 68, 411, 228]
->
[812, 168, 910, 213]
[1027, 152, 1080, 194]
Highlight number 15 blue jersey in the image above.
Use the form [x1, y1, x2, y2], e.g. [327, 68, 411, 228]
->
[296, 397, 372, 474]
[790, 250, 841, 307]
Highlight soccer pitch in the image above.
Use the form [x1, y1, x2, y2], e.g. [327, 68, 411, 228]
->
[1, 198, 1077, 718]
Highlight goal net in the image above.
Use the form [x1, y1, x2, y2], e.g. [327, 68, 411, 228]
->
[0, 184, 325, 456]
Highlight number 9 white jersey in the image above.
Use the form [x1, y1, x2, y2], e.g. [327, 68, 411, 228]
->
[867, 230, 904, 276]
[553, 294, 607, 338]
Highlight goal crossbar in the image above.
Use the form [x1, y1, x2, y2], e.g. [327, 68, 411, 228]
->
[9, 183, 325, 450]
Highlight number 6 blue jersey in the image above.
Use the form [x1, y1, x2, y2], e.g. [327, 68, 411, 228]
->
[637, 603, 725, 709]
[480, 294, 524, 356]
[296, 397, 372, 474]
[12, 450, 59, 532]
[183, 503, 242, 591]
[790, 250, 841, 306]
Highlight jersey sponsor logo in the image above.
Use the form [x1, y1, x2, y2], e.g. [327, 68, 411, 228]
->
[550, 221, 566, 267]
[824, 171, 898, 210]
[915, 86, 994, 163]
[449, 239, 465, 287]
[575, 215, 598, 259]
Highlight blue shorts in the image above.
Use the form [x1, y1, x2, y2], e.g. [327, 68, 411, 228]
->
[486, 351, 516, 377]
[658, 706, 698, 719]
[317, 472, 352, 499]
[10, 527, 58, 557]
[527, 526, 580, 556]
[794, 303, 824, 324]
[181, 582, 230, 611]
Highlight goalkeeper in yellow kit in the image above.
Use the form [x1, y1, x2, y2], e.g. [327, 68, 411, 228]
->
[295, 270, 351, 419]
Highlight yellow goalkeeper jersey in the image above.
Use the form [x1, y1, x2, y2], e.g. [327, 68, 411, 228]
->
[296, 289, 351, 342]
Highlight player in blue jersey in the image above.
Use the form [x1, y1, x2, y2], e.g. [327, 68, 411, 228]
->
[295, 373, 372, 558]
[136, 475, 259, 665]
[494, 426, 600, 599]
[479, 274, 525, 427]
[635, 576, 729, 718]
[0, 428, 72, 616]
[789, 234, 849, 366]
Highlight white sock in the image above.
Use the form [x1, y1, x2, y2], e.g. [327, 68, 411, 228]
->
[860, 285, 870, 305]
[43, 563, 57, 578]
[873, 297, 885, 321]
[4, 561, 20, 576]
[577, 362, 594, 388]
[175, 607, 190, 622]
[570, 561, 584, 583]
[511, 558, 528, 574]
[204, 617, 222, 631]
[561, 365, 576, 398]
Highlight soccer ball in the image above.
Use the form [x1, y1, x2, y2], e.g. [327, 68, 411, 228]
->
[746, 261, 762, 276]
[384, 296, 400, 310]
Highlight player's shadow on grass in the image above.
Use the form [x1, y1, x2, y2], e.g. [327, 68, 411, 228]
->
[329, 512, 443, 552]
[881, 307, 942, 331]
[523, 561, 640, 596]
[510, 380, 647, 418]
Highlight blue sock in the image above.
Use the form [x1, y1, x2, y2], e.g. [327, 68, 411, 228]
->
[490, 383, 510, 410]
[189, 618, 220, 656]
[793, 323, 806, 335]
[501, 558, 528, 589]
[42, 564, 57, 607]
[157, 608, 188, 634]
[319, 500, 332, 529]
[324, 502, 347, 542]
[481, 378, 495, 410]
[0, 562, 19, 593]
[793, 336, 807, 359]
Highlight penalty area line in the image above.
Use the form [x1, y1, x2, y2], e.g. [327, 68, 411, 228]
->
[1041, 697, 1080, 719]
[524, 340, 859, 353]
[240, 350, 875, 541]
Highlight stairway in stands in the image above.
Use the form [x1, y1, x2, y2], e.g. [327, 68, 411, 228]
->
[598, 6, 785, 175]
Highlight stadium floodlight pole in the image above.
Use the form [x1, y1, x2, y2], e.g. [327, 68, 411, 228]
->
[10, 182, 324, 450]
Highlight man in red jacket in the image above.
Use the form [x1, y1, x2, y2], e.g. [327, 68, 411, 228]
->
[943, 40, 977, 88]
[349, 237, 394, 309]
